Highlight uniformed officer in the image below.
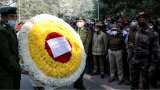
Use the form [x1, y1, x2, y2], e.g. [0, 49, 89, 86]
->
[128, 11, 160, 90]
[74, 17, 93, 89]
[0, 6, 21, 89]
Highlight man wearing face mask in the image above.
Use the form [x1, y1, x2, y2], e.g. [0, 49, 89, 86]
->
[0, 6, 21, 89]
[127, 11, 160, 90]
[107, 23, 126, 84]
[91, 21, 108, 78]
[74, 17, 93, 89]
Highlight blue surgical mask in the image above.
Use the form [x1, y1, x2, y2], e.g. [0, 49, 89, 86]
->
[7, 20, 16, 29]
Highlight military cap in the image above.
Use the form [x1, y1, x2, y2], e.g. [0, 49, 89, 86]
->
[0, 6, 17, 16]
[77, 17, 86, 22]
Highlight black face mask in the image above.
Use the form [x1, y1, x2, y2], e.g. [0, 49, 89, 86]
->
[138, 22, 147, 27]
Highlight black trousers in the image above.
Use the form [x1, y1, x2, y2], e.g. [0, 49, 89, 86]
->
[85, 53, 93, 73]
[123, 50, 130, 80]
[74, 58, 87, 89]
[73, 70, 85, 89]
[149, 65, 159, 88]
[130, 63, 149, 90]
[0, 77, 20, 90]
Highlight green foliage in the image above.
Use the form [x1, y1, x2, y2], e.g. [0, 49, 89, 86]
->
[99, 0, 160, 18]
[17, 0, 95, 21]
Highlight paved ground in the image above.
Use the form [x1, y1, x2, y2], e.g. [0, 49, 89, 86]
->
[20, 74, 130, 90]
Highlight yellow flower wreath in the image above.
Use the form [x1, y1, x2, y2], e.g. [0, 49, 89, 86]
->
[18, 14, 86, 87]
[28, 20, 82, 78]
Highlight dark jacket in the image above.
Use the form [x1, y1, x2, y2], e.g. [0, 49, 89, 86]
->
[107, 31, 126, 50]
[0, 22, 21, 89]
[128, 28, 160, 65]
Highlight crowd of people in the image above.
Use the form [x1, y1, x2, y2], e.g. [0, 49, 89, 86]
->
[0, 6, 160, 90]
[69, 10, 160, 90]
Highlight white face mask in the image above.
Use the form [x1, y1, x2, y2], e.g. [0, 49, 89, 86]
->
[76, 21, 85, 28]
[111, 31, 118, 35]
[149, 25, 153, 29]
[130, 21, 138, 27]
[7, 20, 16, 29]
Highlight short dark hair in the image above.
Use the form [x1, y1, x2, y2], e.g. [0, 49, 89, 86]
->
[136, 9, 151, 20]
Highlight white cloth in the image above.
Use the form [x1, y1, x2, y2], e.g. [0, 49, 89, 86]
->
[47, 37, 71, 58]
